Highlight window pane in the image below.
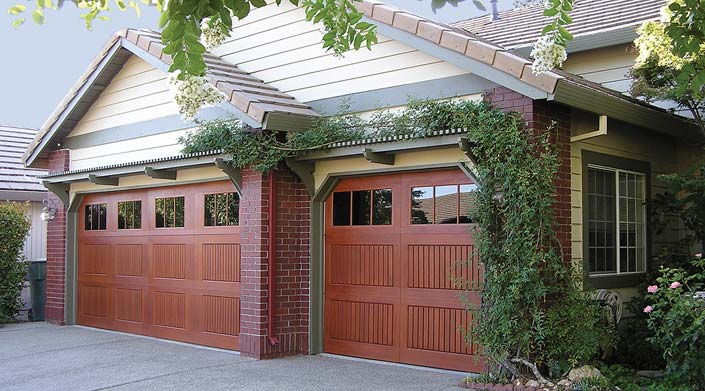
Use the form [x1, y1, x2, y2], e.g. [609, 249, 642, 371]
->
[216, 193, 228, 226]
[333, 192, 351, 226]
[459, 184, 479, 223]
[205, 194, 216, 226]
[352, 190, 371, 225]
[118, 201, 141, 230]
[175, 196, 185, 227]
[435, 185, 458, 224]
[134, 201, 142, 229]
[411, 187, 433, 225]
[587, 168, 616, 274]
[85, 205, 92, 230]
[372, 189, 392, 225]
[228, 193, 239, 226]
[617, 172, 646, 273]
[118, 202, 126, 229]
[155, 198, 165, 228]
[99, 204, 107, 230]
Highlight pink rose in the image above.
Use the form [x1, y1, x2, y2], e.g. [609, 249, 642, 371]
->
[696, 253, 702, 259]
[643, 305, 653, 314]
[647, 285, 658, 293]
[670, 281, 682, 289]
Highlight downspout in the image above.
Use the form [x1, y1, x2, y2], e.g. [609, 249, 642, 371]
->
[267, 170, 279, 346]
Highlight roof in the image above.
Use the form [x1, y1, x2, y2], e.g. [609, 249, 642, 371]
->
[0, 126, 47, 198]
[452, 0, 664, 51]
[23, 28, 319, 168]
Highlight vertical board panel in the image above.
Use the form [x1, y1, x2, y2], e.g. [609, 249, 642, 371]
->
[202, 244, 241, 282]
[153, 244, 187, 279]
[115, 244, 143, 276]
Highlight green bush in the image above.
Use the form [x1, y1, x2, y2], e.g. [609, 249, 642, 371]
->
[0, 202, 31, 323]
[642, 256, 705, 389]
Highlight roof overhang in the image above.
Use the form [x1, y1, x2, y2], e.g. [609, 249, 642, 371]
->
[0, 190, 46, 202]
[511, 24, 643, 56]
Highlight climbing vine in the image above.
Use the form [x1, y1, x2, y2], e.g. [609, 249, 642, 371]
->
[180, 97, 608, 380]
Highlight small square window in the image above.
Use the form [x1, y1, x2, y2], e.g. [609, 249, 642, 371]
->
[205, 192, 240, 226]
[118, 200, 141, 230]
[155, 196, 185, 228]
[352, 190, 371, 226]
[84, 203, 107, 231]
[333, 189, 393, 226]
[333, 192, 351, 226]
[411, 184, 477, 225]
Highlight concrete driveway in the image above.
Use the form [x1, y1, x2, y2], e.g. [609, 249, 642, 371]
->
[0, 323, 466, 390]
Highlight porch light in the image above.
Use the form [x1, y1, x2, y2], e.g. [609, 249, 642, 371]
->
[40, 199, 56, 222]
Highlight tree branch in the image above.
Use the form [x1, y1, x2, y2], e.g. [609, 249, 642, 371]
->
[510, 358, 549, 383]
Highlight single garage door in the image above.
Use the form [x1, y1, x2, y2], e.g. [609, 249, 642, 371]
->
[324, 169, 483, 372]
[77, 180, 241, 350]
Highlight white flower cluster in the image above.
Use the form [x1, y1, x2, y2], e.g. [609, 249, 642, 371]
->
[170, 72, 226, 120]
[530, 34, 567, 75]
[200, 17, 228, 49]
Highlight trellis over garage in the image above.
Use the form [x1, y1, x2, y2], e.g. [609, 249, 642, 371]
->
[24, 0, 704, 372]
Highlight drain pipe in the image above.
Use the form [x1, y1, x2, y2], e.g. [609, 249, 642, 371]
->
[267, 170, 279, 346]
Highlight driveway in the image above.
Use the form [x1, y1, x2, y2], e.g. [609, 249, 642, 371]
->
[0, 323, 466, 390]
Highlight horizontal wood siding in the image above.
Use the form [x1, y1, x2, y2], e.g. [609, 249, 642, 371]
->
[563, 44, 636, 94]
[210, 2, 471, 104]
[68, 56, 179, 137]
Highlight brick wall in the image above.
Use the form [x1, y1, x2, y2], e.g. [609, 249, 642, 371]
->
[45, 149, 70, 324]
[239, 165, 310, 359]
[486, 87, 572, 264]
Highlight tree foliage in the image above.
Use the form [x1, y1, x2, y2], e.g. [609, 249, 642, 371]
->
[0, 202, 31, 324]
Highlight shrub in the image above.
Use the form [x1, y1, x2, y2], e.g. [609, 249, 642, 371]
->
[643, 256, 705, 389]
[0, 202, 31, 323]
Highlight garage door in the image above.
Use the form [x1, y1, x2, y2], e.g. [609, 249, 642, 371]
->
[324, 169, 483, 372]
[77, 180, 241, 350]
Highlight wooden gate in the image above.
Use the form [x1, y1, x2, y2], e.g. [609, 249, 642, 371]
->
[77, 180, 241, 350]
[324, 169, 483, 371]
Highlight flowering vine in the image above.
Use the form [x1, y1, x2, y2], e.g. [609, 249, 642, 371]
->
[531, 0, 573, 75]
[169, 72, 225, 120]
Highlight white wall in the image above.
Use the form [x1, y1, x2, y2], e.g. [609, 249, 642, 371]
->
[23, 201, 47, 261]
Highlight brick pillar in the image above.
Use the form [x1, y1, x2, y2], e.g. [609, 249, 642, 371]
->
[485, 87, 572, 264]
[45, 149, 70, 324]
[239, 165, 310, 359]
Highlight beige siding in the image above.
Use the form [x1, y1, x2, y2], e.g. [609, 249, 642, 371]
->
[23, 201, 47, 261]
[69, 128, 195, 171]
[563, 44, 636, 94]
[211, 2, 471, 104]
[67, 56, 179, 138]
[570, 120, 702, 301]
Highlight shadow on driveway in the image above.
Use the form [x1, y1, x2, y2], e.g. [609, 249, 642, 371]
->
[0, 323, 465, 390]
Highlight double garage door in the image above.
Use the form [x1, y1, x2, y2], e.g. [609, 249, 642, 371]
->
[324, 169, 483, 372]
[77, 170, 481, 370]
[77, 181, 241, 350]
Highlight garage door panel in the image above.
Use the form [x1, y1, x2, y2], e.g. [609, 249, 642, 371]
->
[327, 243, 397, 288]
[77, 180, 241, 351]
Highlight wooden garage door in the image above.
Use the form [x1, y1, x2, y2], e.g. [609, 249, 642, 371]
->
[324, 169, 483, 371]
[77, 180, 241, 350]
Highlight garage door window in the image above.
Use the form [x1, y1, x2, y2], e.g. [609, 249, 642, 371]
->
[333, 189, 393, 226]
[118, 200, 142, 230]
[411, 184, 478, 225]
[84, 203, 107, 230]
[204, 192, 240, 226]
[155, 196, 185, 228]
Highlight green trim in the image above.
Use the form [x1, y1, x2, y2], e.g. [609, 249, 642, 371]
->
[64, 194, 84, 325]
[309, 199, 325, 354]
[581, 150, 652, 289]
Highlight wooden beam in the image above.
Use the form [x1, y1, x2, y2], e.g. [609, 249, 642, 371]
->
[42, 181, 69, 206]
[458, 136, 479, 166]
[214, 158, 242, 193]
[363, 148, 395, 165]
[285, 158, 315, 197]
[88, 174, 118, 186]
[145, 166, 177, 180]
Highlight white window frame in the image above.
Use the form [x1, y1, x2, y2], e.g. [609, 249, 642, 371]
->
[587, 164, 647, 277]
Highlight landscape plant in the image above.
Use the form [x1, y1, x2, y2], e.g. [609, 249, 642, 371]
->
[0, 202, 31, 324]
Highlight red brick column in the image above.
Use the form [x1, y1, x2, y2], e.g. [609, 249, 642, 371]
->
[485, 87, 572, 264]
[239, 165, 310, 359]
[45, 149, 70, 324]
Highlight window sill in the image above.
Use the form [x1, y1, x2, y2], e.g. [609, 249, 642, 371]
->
[587, 273, 645, 289]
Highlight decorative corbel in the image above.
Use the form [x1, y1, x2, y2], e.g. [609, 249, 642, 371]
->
[145, 166, 177, 180]
[88, 174, 118, 186]
[214, 158, 242, 193]
[285, 158, 315, 197]
[42, 181, 69, 206]
[363, 148, 395, 165]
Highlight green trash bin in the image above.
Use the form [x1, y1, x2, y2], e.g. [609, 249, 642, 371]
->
[28, 260, 46, 322]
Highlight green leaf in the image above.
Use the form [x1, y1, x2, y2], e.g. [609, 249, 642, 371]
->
[472, 0, 486, 12]
[32, 8, 45, 24]
[11, 17, 25, 28]
[559, 11, 572, 24]
[543, 8, 558, 17]
[558, 25, 573, 41]
[158, 10, 169, 28]
[249, 0, 267, 7]
[8, 5, 27, 15]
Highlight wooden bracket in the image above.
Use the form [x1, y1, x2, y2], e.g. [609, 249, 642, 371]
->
[363, 148, 395, 165]
[42, 181, 70, 206]
[285, 158, 316, 197]
[458, 136, 479, 166]
[570, 115, 608, 142]
[214, 158, 242, 193]
[145, 166, 177, 180]
[88, 174, 118, 186]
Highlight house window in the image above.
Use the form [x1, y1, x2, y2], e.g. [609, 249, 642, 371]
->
[84, 203, 107, 230]
[332, 189, 393, 226]
[155, 196, 185, 228]
[118, 201, 141, 230]
[411, 184, 478, 225]
[204, 192, 239, 226]
[587, 165, 646, 275]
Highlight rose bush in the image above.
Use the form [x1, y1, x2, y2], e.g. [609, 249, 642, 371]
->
[643, 255, 705, 389]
